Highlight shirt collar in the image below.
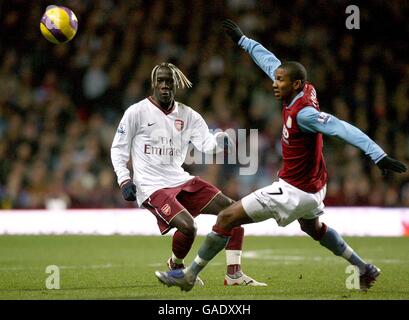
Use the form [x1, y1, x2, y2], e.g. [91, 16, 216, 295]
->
[286, 91, 304, 109]
[148, 96, 177, 115]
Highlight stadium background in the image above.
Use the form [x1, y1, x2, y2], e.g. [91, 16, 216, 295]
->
[0, 0, 408, 210]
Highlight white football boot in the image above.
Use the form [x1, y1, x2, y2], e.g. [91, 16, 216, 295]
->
[224, 272, 267, 286]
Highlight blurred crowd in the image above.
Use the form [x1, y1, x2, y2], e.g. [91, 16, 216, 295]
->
[1, 0, 408, 209]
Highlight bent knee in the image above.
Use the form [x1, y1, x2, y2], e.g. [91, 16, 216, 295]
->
[216, 208, 237, 229]
[177, 220, 197, 238]
[300, 224, 321, 240]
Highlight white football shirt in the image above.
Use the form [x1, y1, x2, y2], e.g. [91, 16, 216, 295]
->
[111, 97, 219, 206]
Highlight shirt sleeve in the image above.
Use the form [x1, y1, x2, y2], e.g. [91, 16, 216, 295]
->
[296, 107, 386, 163]
[189, 111, 219, 154]
[111, 108, 137, 186]
[238, 36, 282, 80]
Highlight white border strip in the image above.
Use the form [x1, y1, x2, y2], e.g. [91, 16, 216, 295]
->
[0, 208, 408, 236]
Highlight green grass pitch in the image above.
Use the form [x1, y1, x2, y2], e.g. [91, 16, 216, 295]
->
[0, 235, 408, 300]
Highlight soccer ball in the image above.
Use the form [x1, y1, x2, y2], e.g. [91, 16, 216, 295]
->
[40, 5, 78, 44]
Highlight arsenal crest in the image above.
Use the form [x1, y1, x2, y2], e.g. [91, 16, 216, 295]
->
[174, 119, 184, 131]
[161, 204, 171, 216]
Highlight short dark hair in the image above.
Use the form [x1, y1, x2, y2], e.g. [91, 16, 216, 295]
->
[278, 61, 307, 82]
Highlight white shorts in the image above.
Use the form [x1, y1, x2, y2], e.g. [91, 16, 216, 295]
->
[241, 179, 326, 227]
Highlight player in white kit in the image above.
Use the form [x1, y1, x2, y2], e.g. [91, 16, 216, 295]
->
[111, 62, 265, 286]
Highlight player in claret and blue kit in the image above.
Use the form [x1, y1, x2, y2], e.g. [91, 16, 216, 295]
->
[155, 20, 407, 292]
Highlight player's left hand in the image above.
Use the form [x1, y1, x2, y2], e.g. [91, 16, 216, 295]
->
[376, 156, 407, 176]
[222, 19, 244, 44]
[214, 132, 235, 154]
[120, 180, 137, 201]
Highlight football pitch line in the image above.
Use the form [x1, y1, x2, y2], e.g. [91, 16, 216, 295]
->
[0, 263, 117, 272]
[0, 254, 405, 273]
[242, 249, 408, 264]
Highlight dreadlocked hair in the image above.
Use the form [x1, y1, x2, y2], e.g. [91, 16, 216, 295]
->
[151, 63, 193, 89]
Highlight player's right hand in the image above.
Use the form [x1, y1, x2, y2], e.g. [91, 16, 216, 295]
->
[121, 180, 137, 201]
[222, 19, 244, 44]
[214, 132, 235, 154]
[376, 156, 407, 176]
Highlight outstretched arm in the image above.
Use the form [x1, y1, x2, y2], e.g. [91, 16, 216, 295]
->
[297, 107, 407, 174]
[189, 111, 234, 154]
[222, 19, 281, 80]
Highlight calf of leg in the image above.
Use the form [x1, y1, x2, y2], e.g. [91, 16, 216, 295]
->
[169, 210, 197, 262]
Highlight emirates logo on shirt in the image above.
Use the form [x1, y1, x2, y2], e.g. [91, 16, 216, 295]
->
[174, 119, 184, 131]
[161, 204, 171, 216]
